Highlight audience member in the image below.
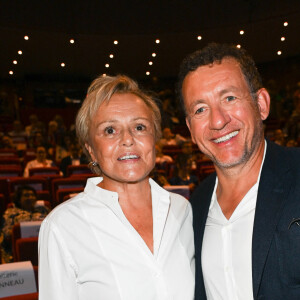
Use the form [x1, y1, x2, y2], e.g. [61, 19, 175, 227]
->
[159, 127, 186, 147]
[0, 185, 49, 263]
[60, 142, 88, 176]
[155, 144, 173, 165]
[8, 120, 27, 139]
[169, 154, 199, 191]
[23, 146, 55, 177]
[0, 135, 15, 149]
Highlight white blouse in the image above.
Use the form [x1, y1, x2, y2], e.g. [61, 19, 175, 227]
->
[38, 177, 195, 300]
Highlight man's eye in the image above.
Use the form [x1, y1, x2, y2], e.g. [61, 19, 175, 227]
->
[136, 124, 145, 131]
[226, 96, 237, 102]
[105, 127, 115, 134]
[195, 107, 205, 114]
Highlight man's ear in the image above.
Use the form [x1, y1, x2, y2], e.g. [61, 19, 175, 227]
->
[185, 117, 196, 144]
[85, 143, 96, 161]
[256, 88, 270, 121]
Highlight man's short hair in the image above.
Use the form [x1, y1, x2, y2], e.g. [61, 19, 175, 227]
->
[177, 43, 263, 114]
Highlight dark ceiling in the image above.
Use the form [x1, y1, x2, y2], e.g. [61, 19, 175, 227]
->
[1, 0, 300, 81]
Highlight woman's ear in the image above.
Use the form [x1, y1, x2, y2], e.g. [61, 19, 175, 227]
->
[85, 143, 95, 161]
[256, 88, 270, 121]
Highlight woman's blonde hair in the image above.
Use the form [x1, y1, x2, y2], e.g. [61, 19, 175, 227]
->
[76, 74, 161, 174]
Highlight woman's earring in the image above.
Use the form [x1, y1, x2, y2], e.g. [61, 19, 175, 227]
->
[92, 161, 98, 167]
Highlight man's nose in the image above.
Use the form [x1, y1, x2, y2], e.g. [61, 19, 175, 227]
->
[209, 106, 231, 130]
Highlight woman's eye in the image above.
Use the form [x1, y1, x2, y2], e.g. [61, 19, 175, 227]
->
[105, 127, 115, 134]
[136, 124, 146, 131]
[226, 96, 237, 102]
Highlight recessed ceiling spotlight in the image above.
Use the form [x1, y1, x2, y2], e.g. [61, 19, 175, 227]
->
[155, 39, 160, 44]
[149, 61, 153, 65]
[18, 50, 22, 55]
[109, 54, 114, 59]
[283, 21, 288, 27]
[70, 39, 75, 44]
[61, 63, 66, 67]
[105, 63, 110, 68]
[152, 53, 156, 57]
[240, 30, 244, 35]
[9, 70, 13, 75]
[281, 37, 285, 41]
[277, 50, 282, 55]
[24, 36, 29, 40]
[103, 74, 107, 77]
[13, 60, 17, 65]
[236, 44, 241, 49]
[114, 40, 118, 45]
[146, 71, 150, 75]
[197, 36, 202, 40]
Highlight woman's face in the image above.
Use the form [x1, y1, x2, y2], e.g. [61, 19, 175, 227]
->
[86, 93, 156, 186]
[36, 146, 47, 161]
[20, 189, 37, 211]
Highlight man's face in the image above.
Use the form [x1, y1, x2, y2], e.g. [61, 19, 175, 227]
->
[182, 58, 269, 169]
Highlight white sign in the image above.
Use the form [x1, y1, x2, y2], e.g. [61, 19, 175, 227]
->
[0, 261, 37, 297]
[20, 221, 42, 238]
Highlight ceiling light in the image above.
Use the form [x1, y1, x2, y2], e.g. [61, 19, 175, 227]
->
[105, 63, 109, 68]
[70, 39, 75, 44]
[283, 21, 288, 27]
[155, 39, 160, 44]
[13, 60, 17, 64]
[277, 50, 282, 55]
[114, 40, 118, 45]
[236, 44, 241, 49]
[24, 36, 29, 40]
[197, 36, 202, 40]
[18, 50, 22, 55]
[152, 53, 156, 57]
[281, 37, 285, 41]
[9, 71, 13, 75]
[61, 63, 66, 67]
[240, 30, 244, 35]
[146, 71, 150, 75]
[109, 54, 114, 59]
[103, 74, 107, 77]
[149, 61, 153, 65]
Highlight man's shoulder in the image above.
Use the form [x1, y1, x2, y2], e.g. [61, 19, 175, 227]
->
[190, 173, 216, 207]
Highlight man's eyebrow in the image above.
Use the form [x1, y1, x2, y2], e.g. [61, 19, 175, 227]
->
[218, 86, 239, 96]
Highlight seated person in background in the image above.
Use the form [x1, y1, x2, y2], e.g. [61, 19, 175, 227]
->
[286, 139, 298, 147]
[23, 146, 55, 177]
[181, 140, 198, 171]
[169, 153, 199, 192]
[0, 185, 49, 263]
[60, 142, 89, 176]
[0, 135, 15, 149]
[8, 120, 27, 139]
[158, 127, 186, 147]
[155, 144, 173, 165]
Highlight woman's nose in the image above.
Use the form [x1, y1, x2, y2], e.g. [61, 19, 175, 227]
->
[209, 106, 231, 130]
[121, 129, 134, 146]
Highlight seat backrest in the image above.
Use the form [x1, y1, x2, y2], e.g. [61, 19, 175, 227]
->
[0, 166, 23, 178]
[56, 187, 84, 205]
[15, 237, 39, 266]
[0, 157, 21, 167]
[66, 164, 92, 177]
[51, 177, 87, 204]
[29, 167, 60, 177]
[8, 177, 48, 194]
[0, 293, 39, 300]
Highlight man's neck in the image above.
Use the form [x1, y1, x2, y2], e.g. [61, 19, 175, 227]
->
[215, 140, 266, 219]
